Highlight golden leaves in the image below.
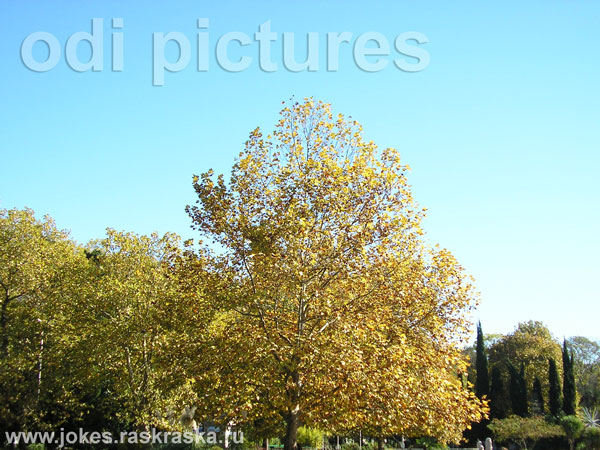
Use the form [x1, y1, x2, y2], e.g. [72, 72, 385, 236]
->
[182, 98, 487, 441]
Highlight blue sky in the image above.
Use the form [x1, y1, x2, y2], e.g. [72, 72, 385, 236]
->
[1, 1, 599, 341]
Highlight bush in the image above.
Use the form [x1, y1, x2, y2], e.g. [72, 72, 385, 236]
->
[414, 437, 447, 450]
[489, 415, 563, 450]
[297, 427, 324, 448]
[361, 441, 376, 450]
[562, 416, 585, 437]
[341, 443, 360, 450]
[584, 427, 600, 450]
[561, 416, 585, 450]
[229, 437, 258, 450]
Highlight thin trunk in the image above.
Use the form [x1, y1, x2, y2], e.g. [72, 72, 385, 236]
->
[37, 330, 44, 402]
[377, 437, 384, 450]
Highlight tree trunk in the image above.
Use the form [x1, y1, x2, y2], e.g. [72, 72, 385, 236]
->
[283, 409, 300, 450]
[377, 437, 384, 450]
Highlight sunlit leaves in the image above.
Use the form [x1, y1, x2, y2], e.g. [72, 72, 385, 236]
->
[185, 99, 487, 445]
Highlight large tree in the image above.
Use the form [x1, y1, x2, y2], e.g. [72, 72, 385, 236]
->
[489, 321, 562, 414]
[567, 336, 600, 409]
[74, 229, 194, 429]
[0, 209, 206, 442]
[185, 99, 486, 450]
[0, 208, 87, 433]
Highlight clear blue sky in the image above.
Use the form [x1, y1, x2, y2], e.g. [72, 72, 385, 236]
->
[1, 1, 598, 341]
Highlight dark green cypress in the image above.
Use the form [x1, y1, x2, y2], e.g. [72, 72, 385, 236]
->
[562, 340, 577, 415]
[465, 322, 491, 443]
[489, 365, 506, 419]
[475, 322, 490, 399]
[519, 363, 529, 416]
[509, 362, 529, 417]
[532, 377, 545, 415]
[548, 357, 562, 417]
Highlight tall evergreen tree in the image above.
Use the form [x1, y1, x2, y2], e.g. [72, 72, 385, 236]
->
[490, 365, 507, 419]
[465, 322, 491, 443]
[563, 340, 577, 415]
[509, 362, 529, 417]
[475, 322, 490, 399]
[532, 377, 545, 415]
[519, 363, 529, 415]
[548, 357, 562, 417]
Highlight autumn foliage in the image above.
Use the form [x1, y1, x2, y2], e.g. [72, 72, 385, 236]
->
[185, 99, 486, 448]
[1, 99, 488, 448]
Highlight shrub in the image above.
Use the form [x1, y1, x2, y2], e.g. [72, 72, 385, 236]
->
[580, 407, 600, 429]
[361, 441, 376, 450]
[341, 442, 361, 450]
[297, 427, 324, 448]
[561, 416, 585, 450]
[584, 427, 600, 450]
[489, 415, 563, 450]
[414, 437, 447, 450]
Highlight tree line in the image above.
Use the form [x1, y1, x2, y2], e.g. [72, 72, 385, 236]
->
[467, 321, 600, 449]
[1, 100, 488, 449]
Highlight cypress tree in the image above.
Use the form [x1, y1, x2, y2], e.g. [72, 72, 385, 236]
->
[562, 340, 577, 415]
[489, 365, 506, 419]
[508, 362, 529, 417]
[532, 377, 545, 415]
[548, 357, 562, 417]
[465, 322, 491, 443]
[519, 363, 529, 416]
[475, 322, 490, 399]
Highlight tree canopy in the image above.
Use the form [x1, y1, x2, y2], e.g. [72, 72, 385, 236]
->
[185, 99, 486, 449]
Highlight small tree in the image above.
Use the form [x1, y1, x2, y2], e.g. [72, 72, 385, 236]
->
[561, 416, 584, 450]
